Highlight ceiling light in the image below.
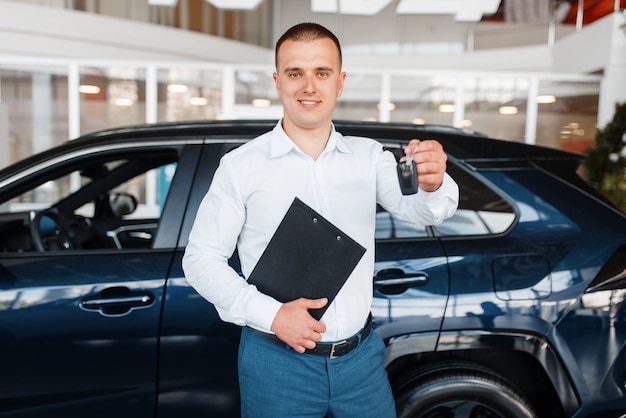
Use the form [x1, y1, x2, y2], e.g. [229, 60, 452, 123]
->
[190, 97, 208, 106]
[377, 102, 396, 111]
[537, 95, 556, 104]
[313, 0, 500, 19]
[438, 104, 455, 113]
[499, 106, 518, 115]
[205, 0, 263, 10]
[312, 0, 338, 12]
[148, 0, 178, 6]
[112, 98, 134, 106]
[79, 85, 100, 94]
[252, 98, 271, 107]
[167, 84, 188, 93]
[396, 0, 500, 22]
[313, 0, 392, 15]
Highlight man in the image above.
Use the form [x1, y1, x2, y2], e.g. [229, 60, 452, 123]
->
[183, 22, 458, 417]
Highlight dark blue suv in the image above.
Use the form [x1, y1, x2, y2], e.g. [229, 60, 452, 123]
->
[0, 120, 624, 417]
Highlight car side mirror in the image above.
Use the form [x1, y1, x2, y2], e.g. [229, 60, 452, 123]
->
[109, 192, 138, 218]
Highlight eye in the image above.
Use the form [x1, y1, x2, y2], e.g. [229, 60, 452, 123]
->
[288, 72, 301, 78]
[318, 71, 329, 78]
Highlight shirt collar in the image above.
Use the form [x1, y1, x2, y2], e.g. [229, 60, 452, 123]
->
[270, 120, 352, 158]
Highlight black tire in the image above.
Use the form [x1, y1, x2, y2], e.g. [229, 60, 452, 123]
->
[395, 362, 538, 418]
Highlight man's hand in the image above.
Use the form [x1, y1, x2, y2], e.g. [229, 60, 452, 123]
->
[270, 297, 328, 353]
[404, 139, 448, 192]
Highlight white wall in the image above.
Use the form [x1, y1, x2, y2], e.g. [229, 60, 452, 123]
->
[551, 12, 626, 127]
[0, 0, 273, 63]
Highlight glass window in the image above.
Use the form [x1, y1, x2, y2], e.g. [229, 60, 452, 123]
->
[375, 206, 429, 239]
[159, 68, 223, 121]
[435, 163, 515, 236]
[0, 65, 70, 167]
[389, 75, 456, 126]
[232, 68, 281, 119]
[463, 76, 529, 142]
[375, 161, 515, 239]
[0, 150, 178, 252]
[79, 66, 146, 135]
[335, 74, 381, 121]
[535, 80, 599, 151]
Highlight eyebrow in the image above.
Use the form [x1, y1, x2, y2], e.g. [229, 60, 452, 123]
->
[283, 66, 335, 74]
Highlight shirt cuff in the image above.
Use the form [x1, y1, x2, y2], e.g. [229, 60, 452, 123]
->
[419, 173, 459, 221]
[245, 289, 283, 334]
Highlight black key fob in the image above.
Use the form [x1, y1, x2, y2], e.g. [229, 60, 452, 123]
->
[397, 159, 418, 195]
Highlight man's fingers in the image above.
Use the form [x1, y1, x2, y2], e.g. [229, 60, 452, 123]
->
[302, 297, 328, 309]
[289, 327, 323, 353]
[270, 298, 328, 351]
[405, 139, 421, 156]
[402, 139, 447, 192]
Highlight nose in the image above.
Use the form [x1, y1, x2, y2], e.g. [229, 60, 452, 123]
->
[302, 74, 315, 93]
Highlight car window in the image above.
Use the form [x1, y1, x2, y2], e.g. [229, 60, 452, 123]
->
[433, 163, 515, 236]
[375, 161, 515, 239]
[375, 207, 430, 238]
[0, 150, 179, 252]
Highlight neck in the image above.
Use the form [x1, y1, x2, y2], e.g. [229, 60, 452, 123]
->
[282, 121, 331, 160]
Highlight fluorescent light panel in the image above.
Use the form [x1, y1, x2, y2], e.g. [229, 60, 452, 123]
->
[148, 0, 178, 6]
[79, 85, 100, 94]
[499, 106, 518, 115]
[167, 84, 188, 93]
[205, 0, 263, 10]
[397, 0, 500, 21]
[314, 0, 500, 20]
[537, 95, 556, 104]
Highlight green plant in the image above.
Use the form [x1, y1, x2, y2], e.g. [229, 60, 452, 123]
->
[583, 102, 626, 213]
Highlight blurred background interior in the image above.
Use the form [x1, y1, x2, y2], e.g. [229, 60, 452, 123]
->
[0, 0, 624, 170]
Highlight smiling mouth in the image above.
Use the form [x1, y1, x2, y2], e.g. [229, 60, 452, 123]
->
[299, 99, 319, 107]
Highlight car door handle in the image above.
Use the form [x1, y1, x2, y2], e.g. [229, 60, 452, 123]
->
[374, 268, 428, 295]
[80, 286, 155, 316]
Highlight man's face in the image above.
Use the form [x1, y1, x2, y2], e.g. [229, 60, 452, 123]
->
[273, 37, 346, 132]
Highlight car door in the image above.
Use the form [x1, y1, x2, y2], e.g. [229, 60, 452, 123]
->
[367, 144, 450, 346]
[0, 142, 192, 418]
[157, 142, 243, 418]
[372, 203, 449, 347]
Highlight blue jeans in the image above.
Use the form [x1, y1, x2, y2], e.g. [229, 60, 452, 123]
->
[238, 326, 397, 418]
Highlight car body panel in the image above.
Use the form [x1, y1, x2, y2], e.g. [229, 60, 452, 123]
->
[0, 251, 172, 417]
[157, 253, 241, 418]
[0, 120, 624, 417]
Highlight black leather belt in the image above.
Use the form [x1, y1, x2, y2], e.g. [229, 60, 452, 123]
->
[248, 314, 372, 359]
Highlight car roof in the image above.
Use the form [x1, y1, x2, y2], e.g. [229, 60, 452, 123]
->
[0, 119, 583, 182]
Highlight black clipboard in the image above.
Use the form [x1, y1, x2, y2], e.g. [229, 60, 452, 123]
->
[247, 197, 366, 320]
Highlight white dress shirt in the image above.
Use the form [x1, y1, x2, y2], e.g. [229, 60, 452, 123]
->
[183, 121, 459, 341]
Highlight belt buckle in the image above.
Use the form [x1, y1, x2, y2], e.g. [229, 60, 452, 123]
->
[329, 340, 348, 359]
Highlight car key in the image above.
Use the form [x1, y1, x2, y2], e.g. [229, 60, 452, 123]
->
[397, 155, 418, 195]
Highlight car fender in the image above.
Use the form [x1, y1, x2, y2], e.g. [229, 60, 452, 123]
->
[382, 329, 580, 415]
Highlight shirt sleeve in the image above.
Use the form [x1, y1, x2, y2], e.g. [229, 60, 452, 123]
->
[376, 148, 459, 225]
[182, 156, 282, 332]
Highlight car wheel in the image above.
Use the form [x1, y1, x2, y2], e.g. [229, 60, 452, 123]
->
[395, 361, 538, 418]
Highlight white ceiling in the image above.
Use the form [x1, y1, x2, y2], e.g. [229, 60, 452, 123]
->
[148, 0, 502, 21]
[313, 0, 501, 21]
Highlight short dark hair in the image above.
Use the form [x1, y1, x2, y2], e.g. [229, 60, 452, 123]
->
[275, 22, 342, 69]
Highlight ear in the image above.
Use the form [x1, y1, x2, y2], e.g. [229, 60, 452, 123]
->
[273, 72, 279, 92]
[337, 72, 346, 98]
